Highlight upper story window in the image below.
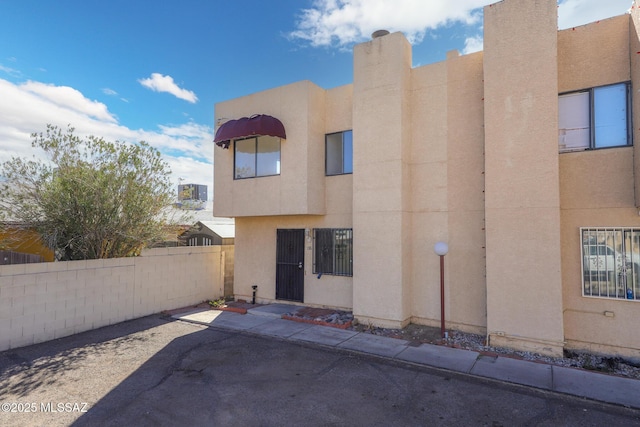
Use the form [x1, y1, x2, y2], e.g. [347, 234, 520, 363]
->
[234, 135, 280, 179]
[558, 82, 631, 153]
[326, 130, 353, 176]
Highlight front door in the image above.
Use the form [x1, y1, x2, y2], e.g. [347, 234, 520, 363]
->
[276, 229, 304, 302]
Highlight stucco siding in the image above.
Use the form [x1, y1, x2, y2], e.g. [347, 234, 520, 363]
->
[213, 81, 327, 217]
[351, 32, 413, 328]
[560, 148, 640, 359]
[214, 0, 640, 358]
[484, 0, 564, 355]
[233, 216, 353, 310]
[558, 15, 630, 93]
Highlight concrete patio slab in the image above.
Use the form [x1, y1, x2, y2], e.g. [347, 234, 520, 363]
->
[290, 324, 358, 346]
[208, 312, 275, 331]
[338, 333, 410, 358]
[171, 308, 226, 325]
[397, 343, 479, 373]
[470, 355, 553, 389]
[247, 303, 301, 318]
[173, 309, 273, 331]
[248, 317, 314, 338]
[552, 365, 640, 408]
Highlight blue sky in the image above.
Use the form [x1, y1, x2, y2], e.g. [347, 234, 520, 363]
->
[0, 0, 632, 199]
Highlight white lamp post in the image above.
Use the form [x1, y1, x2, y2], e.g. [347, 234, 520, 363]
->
[434, 242, 449, 338]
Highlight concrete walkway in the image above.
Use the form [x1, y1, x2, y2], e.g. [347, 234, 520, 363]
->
[173, 304, 640, 410]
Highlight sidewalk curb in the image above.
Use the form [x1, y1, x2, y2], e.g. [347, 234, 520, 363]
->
[172, 307, 640, 410]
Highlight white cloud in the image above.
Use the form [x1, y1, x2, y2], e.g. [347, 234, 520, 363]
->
[103, 87, 129, 103]
[289, 0, 492, 47]
[462, 35, 483, 54]
[20, 81, 117, 123]
[558, 0, 632, 29]
[138, 73, 198, 103]
[290, 0, 633, 53]
[0, 78, 212, 198]
[0, 64, 21, 77]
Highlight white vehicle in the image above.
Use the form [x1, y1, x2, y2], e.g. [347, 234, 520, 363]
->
[583, 244, 638, 278]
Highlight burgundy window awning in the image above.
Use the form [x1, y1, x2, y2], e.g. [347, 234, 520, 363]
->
[214, 114, 286, 149]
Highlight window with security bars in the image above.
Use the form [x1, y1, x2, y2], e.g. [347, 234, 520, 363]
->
[581, 228, 640, 301]
[313, 228, 353, 276]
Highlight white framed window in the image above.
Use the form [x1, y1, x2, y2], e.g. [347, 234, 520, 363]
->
[313, 228, 353, 276]
[234, 136, 281, 179]
[559, 82, 631, 153]
[326, 130, 353, 176]
[581, 227, 639, 301]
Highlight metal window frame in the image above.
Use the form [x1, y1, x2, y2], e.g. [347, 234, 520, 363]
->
[312, 228, 353, 277]
[325, 130, 353, 176]
[559, 81, 632, 152]
[592, 82, 633, 149]
[233, 136, 281, 180]
[580, 227, 639, 301]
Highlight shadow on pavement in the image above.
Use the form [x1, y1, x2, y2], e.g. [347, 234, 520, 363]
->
[0, 316, 174, 399]
[3, 314, 639, 426]
[71, 323, 234, 426]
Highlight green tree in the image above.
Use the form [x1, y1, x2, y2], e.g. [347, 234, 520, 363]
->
[0, 124, 182, 260]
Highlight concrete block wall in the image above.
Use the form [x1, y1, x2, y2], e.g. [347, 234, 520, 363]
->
[0, 246, 226, 351]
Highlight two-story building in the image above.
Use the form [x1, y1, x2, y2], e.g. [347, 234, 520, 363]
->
[213, 0, 640, 359]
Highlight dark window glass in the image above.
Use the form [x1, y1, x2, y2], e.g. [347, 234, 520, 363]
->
[326, 130, 353, 175]
[313, 228, 353, 276]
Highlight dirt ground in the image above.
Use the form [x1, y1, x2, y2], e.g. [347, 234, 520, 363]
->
[351, 322, 445, 344]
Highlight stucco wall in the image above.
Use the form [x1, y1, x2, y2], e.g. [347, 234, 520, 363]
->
[351, 32, 413, 328]
[213, 0, 639, 358]
[558, 15, 630, 93]
[444, 50, 487, 333]
[632, 2, 640, 208]
[409, 60, 448, 329]
[483, 0, 565, 356]
[213, 81, 327, 217]
[224, 81, 355, 311]
[560, 148, 640, 359]
[233, 215, 353, 310]
[222, 244, 235, 298]
[0, 246, 225, 351]
[556, 8, 640, 360]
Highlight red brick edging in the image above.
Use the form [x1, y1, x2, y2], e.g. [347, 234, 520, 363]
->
[214, 306, 248, 314]
[282, 315, 352, 330]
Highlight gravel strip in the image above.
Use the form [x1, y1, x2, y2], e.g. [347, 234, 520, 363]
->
[349, 323, 640, 380]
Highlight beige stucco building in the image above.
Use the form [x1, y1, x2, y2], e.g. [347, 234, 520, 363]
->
[213, 0, 640, 359]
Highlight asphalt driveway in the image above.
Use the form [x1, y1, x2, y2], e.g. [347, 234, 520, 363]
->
[1, 315, 639, 426]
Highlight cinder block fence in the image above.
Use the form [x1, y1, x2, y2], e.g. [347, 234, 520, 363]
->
[0, 246, 229, 351]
